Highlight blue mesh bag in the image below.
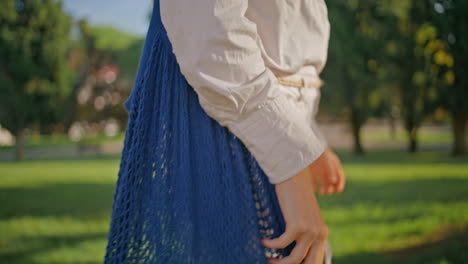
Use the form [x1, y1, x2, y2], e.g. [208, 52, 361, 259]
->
[103, 1, 332, 263]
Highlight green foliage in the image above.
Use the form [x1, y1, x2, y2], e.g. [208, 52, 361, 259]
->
[116, 38, 145, 80]
[0, 0, 72, 133]
[431, 0, 468, 115]
[62, 19, 143, 132]
[322, 0, 467, 153]
[90, 26, 139, 52]
[322, 0, 397, 153]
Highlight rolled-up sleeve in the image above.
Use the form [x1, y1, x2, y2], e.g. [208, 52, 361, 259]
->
[159, 0, 327, 184]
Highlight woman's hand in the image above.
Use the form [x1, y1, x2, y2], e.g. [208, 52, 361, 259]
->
[309, 147, 345, 195]
[261, 163, 329, 264]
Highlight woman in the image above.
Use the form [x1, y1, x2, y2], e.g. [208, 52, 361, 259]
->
[104, 0, 345, 263]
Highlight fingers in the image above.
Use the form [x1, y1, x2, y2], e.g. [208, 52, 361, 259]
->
[303, 240, 326, 264]
[311, 148, 346, 196]
[267, 237, 311, 264]
[320, 167, 337, 196]
[331, 155, 345, 193]
[265, 230, 328, 264]
[335, 160, 345, 193]
[329, 171, 338, 184]
[261, 227, 298, 249]
[324, 154, 345, 195]
[263, 224, 330, 264]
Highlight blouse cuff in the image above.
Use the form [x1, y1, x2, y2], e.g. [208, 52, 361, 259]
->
[227, 91, 327, 184]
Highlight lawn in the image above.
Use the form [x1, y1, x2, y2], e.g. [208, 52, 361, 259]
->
[0, 132, 125, 151]
[0, 151, 467, 263]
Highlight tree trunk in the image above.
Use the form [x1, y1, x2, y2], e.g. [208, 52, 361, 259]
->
[389, 115, 396, 140]
[408, 128, 418, 153]
[63, 90, 79, 132]
[404, 108, 419, 153]
[15, 129, 26, 160]
[451, 111, 467, 156]
[351, 109, 364, 155]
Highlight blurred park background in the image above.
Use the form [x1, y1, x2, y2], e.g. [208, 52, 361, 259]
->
[0, 0, 467, 263]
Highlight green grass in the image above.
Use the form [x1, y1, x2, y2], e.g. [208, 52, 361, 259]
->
[0, 151, 467, 263]
[319, 151, 468, 264]
[0, 158, 119, 264]
[0, 132, 125, 150]
[0, 126, 456, 151]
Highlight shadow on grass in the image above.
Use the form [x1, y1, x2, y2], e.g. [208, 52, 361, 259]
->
[0, 183, 116, 220]
[2, 177, 468, 220]
[320, 177, 468, 208]
[0, 232, 107, 264]
[333, 225, 468, 264]
[0, 149, 465, 165]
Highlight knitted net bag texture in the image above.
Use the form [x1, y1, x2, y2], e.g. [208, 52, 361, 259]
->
[102, 2, 296, 263]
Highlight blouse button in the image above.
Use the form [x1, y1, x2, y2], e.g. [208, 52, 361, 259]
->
[257, 100, 267, 109]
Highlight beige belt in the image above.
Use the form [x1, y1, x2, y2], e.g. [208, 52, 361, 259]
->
[276, 76, 324, 89]
[276, 75, 324, 102]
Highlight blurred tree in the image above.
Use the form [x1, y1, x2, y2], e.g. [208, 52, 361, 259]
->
[116, 38, 145, 82]
[323, 0, 390, 155]
[432, 0, 467, 155]
[0, 0, 71, 160]
[64, 21, 116, 131]
[391, 2, 443, 153]
[65, 22, 143, 131]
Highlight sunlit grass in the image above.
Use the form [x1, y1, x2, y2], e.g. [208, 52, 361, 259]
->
[0, 132, 125, 150]
[0, 151, 467, 263]
[0, 158, 118, 264]
[319, 150, 468, 264]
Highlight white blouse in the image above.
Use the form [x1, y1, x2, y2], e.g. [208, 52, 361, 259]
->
[159, 0, 331, 184]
